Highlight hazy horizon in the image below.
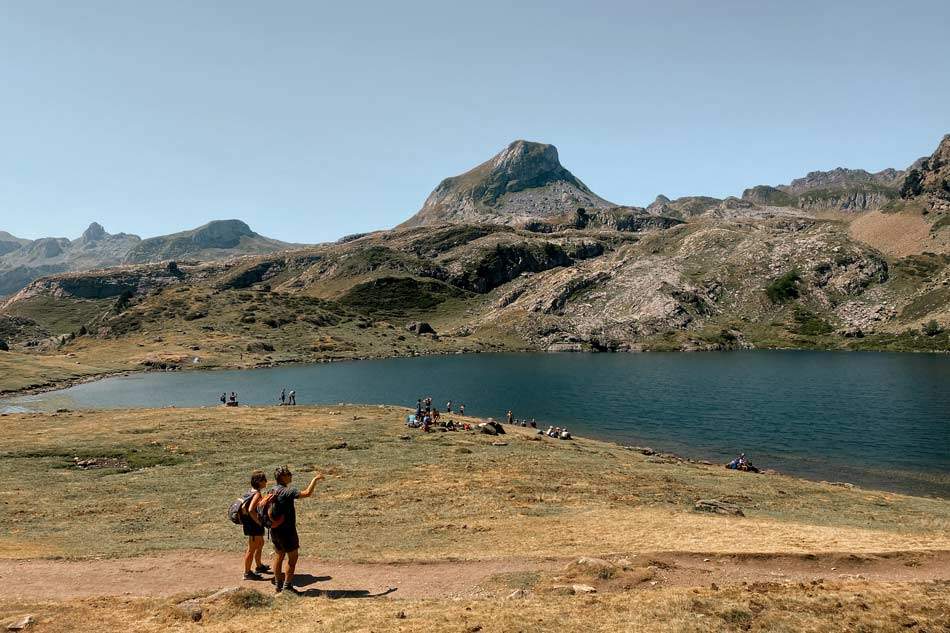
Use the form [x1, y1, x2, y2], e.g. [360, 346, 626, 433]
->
[2, 1, 948, 243]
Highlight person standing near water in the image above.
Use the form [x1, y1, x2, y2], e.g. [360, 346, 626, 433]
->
[268, 466, 325, 593]
[288, 390, 296, 406]
[220, 393, 226, 406]
[280, 388, 286, 405]
[459, 403, 465, 415]
[506, 410, 513, 425]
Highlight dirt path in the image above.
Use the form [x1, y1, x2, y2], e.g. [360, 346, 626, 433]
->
[1, 550, 947, 601]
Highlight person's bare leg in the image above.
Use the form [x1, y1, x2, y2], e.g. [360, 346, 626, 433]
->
[252, 536, 264, 568]
[243, 537, 254, 573]
[286, 550, 299, 588]
[273, 550, 286, 589]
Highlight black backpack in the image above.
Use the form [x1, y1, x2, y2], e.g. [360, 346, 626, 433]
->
[227, 490, 255, 525]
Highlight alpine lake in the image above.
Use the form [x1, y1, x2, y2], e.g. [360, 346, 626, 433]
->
[4, 350, 948, 498]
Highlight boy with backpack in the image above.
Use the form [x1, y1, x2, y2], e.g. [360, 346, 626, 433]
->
[228, 469, 272, 580]
[265, 465, 324, 593]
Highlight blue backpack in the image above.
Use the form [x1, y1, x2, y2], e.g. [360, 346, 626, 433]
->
[227, 490, 255, 525]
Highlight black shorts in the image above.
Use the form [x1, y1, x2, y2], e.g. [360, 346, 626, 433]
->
[271, 526, 300, 553]
[241, 516, 265, 537]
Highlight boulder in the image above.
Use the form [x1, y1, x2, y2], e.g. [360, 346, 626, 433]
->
[405, 321, 436, 335]
[567, 557, 618, 576]
[0, 339, 8, 351]
[6, 615, 34, 631]
[694, 499, 744, 517]
[572, 584, 597, 594]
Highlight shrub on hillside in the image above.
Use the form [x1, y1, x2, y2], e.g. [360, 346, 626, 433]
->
[923, 319, 943, 336]
[766, 270, 801, 304]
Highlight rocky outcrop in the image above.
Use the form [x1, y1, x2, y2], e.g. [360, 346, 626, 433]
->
[901, 134, 950, 205]
[523, 207, 683, 233]
[742, 167, 902, 212]
[400, 141, 614, 228]
[646, 195, 722, 219]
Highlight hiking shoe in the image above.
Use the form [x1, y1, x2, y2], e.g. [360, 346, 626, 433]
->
[284, 584, 300, 594]
[255, 564, 271, 574]
[275, 582, 284, 593]
[243, 571, 263, 581]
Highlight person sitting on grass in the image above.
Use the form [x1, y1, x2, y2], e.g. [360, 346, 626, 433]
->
[241, 469, 271, 580]
[269, 466, 325, 594]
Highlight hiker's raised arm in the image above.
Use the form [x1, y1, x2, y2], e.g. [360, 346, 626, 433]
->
[298, 473, 324, 498]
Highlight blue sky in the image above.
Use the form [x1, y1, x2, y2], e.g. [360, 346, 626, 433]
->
[1, 1, 948, 243]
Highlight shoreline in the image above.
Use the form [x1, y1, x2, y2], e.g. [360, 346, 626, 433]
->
[3, 343, 946, 400]
[3, 399, 948, 501]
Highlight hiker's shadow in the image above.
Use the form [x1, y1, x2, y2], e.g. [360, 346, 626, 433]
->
[293, 573, 332, 587]
[298, 586, 398, 599]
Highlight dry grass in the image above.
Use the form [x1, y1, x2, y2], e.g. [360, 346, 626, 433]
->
[848, 210, 948, 257]
[0, 406, 947, 562]
[1, 580, 947, 632]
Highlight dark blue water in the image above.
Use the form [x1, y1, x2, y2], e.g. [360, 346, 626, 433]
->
[4, 351, 949, 497]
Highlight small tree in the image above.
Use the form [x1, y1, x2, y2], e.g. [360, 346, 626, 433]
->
[766, 270, 801, 304]
[923, 319, 943, 336]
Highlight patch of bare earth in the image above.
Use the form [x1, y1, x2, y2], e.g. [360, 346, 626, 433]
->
[848, 210, 946, 256]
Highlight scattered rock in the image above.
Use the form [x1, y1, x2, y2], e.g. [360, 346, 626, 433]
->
[395, 610, 407, 619]
[478, 423, 498, 436]
[405, 321, 436, 335]
[398, 435, 411, 441]
[827, 481, 855, 489]
[0, 340, 9, 352]
[694, 499, 745, 517]
[491, 441, 508, 446]
[568, 557, 618, 576]
[624, 445, 655, 455]
[506, 589, 528, 600]
[326, 440, 348, 450]
[246, 341, 275, 353]
[572, 584, 597, 594]
[6, 615, 34, 631]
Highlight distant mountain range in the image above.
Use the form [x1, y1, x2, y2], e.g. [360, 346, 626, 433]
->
[0, 220, 296, 296]
[402, 137, 945, 228]
[1, 134, 947, 367]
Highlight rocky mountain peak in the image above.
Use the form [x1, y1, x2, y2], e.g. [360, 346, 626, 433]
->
[81, 222, 107, 242]
[400, 140, 613, 228]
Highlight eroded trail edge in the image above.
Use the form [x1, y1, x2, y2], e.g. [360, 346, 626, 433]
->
[1, 550, 947, 601]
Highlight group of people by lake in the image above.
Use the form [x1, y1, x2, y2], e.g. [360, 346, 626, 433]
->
[407, 396, 467, 431]
[279, 388, 296, 406]
[218, 388, 298, 407]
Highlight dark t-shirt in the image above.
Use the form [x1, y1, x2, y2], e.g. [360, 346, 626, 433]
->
[271, 484, 300, 531]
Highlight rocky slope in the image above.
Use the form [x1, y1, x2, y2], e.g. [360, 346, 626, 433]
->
[400, 140, 614, 227]
[899, 134, 950, 206]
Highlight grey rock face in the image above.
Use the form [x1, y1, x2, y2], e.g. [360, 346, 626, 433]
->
[401, 140, 614, 227]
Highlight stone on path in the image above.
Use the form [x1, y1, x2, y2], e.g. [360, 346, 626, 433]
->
[6, 615, 34, 631]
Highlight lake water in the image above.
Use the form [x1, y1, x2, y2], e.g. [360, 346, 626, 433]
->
[4, 351, 949, 497]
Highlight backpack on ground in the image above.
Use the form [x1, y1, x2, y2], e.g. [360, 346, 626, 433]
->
[228, 490, 255, 525]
